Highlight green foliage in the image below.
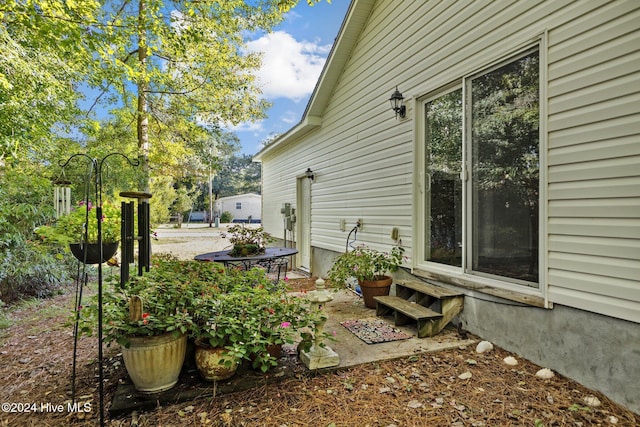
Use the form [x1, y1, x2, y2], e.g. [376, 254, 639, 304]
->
[35, 201, 121, 245]
[149, 176, 178, 226]
[212, 154, 261, 199]
[0, 1, 99, 161]
[190, 268, 324, 372]
[0, 240, 69, 303]
[171, 186, 196, 227]
[567, 403, 591, 412]
[220, 211, 234, 223]
[226, 224, 274, 256]
[75, 259, 227, 346]
[0, 165, 71, 303]
[471, 52, 539, 197]
[0, 300, 9, 332]
[75, 259, 322, 373]
[87, 0, 307, 189]
[0, 165, 55, 243]
[327, 245, 405, 286]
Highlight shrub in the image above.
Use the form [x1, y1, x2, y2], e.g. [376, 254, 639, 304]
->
[220, 211, 233, 223]
[0, 240, 70, 303]
[0, 166, 72, 302]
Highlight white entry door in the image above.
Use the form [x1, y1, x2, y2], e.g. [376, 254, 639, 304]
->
[296, 177, 311, 271]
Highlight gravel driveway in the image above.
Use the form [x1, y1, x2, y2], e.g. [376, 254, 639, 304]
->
[151, 223, 235, 260]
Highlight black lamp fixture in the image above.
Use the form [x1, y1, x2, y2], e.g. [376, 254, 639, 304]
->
[389, 86, 406, 119]
[305, 168, 315, 181]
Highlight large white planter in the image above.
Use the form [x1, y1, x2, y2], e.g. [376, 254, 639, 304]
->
[121, 333, 187, 393]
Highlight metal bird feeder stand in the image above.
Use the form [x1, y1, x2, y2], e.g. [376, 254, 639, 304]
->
[60, 153, 140, 427]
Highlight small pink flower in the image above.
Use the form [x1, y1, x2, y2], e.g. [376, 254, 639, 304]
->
[280, 321, 291, 328]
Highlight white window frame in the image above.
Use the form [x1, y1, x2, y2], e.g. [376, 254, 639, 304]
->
[412, 39, 548, 306]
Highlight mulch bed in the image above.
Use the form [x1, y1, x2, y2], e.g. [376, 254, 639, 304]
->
[0, 278, 637, 426]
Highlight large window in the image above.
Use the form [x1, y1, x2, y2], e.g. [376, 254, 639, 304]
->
[423, 48, 540, 287]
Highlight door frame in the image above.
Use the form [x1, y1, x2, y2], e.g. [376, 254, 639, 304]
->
[296, 175, 312, 272]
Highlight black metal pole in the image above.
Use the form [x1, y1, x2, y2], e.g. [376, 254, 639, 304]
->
[60, 153, 139, 427]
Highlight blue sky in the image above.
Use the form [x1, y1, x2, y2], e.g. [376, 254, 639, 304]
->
[229, 1, 350, 155]
[78, 1, 350, 155]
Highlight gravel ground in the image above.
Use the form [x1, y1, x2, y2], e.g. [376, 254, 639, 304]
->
[151, 223, 236, 260]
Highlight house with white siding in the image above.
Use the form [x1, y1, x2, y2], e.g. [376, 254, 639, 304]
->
[215, 193, 261, 223]
[254, 0, 640, 413]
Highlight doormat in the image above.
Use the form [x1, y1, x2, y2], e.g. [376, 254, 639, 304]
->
[340, 319, 411, 344]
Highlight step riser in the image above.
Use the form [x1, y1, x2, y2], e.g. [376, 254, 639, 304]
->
[374, 280, 464, 338]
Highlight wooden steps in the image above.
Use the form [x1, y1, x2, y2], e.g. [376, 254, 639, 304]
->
[374, 280, 464, 338]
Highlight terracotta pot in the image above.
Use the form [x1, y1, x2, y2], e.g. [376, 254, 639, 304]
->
[194, 345, 239, 381]
[121, 333, 187, 393]
[249, 343, 283, 371]
[69, 242, 119, 264]
[359, 275, 393, 308]
[266, 343, 283, 359]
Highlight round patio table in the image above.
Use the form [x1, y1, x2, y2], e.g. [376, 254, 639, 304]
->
[194, 247, 298, 280]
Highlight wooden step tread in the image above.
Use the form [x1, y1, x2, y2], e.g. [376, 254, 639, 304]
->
[374, 296, 443, 320]
[397, 280, 464, 299]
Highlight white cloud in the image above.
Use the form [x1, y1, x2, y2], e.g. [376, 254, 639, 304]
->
[226, 120, 264, 134]
[246, 31, 331, 101]
[281, 110, 298, 124]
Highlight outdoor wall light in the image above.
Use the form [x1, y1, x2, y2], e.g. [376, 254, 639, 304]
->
[305, 168, 315, 181]
[389, 86, 406, 119]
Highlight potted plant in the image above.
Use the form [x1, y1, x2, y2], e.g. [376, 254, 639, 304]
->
[327, 244, 405, 308]
[36, 200, 121, 264]
[76, 259, 226, 392]
[224, 224, 274, 257]
[190, 267, 320, 376]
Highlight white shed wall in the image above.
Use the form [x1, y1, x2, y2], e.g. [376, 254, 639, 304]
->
[216, 194, 261, 222]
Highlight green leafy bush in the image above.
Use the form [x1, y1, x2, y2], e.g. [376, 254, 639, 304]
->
[220, 211, 233, 223]
[76, 259, 324, 373]
[35, 200, 121, 244]
[0, 165, 72, 303]
[0, 240, 69, 303]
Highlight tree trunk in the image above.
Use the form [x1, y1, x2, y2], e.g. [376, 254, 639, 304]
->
[137, 0, 150, 193]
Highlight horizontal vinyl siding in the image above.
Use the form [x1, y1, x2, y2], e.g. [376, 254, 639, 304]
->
[261, 2, 419, 259]
[547, 1, 640, 322]
[261, 0, 639, 322]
